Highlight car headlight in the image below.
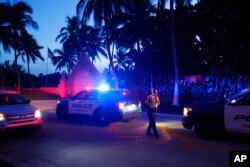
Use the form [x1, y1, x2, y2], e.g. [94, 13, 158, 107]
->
[35, 109, 42, 118]
[0, 113, 5, 121]
[183, 107, 192, 117]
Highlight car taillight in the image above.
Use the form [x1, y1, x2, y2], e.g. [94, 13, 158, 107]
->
[118, 102, 125, 109]
[35, 109, 42, 118]
[183, 107, 192, 116]
[0, 113, 5, 121]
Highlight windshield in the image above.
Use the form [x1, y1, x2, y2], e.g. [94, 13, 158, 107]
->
[0, 94, 27, 105]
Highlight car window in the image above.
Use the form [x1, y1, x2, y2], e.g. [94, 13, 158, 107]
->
[230, 93, 250, 106]
[87, 91, 100, 100]
[0, 94, 27, 105]
[239, 93, 250, 105]
[73, 91, 88, 100]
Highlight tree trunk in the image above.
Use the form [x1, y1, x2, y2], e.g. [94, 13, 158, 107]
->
[14, 50, 21, 93]
[27, 59, 34, 88]
[106, 43, 119, 89]
[170, 0, 179, 106]
[0, 68, 4, 89]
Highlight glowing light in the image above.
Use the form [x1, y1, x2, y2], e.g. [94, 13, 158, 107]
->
[0, 113, 5, 121]
[126, 104, 136, 111]
[35, 109, 42, 118]
[183, 107, 192, 116]
[118, 103, 139, 113]
[118, 102, 125, 109]
[231, 99, 237, 104]
[98, 84, 109, 91]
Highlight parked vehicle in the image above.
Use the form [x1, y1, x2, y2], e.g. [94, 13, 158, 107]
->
[56, 89, 141, 126]
[0, 90, 43, 133]
[182, 88, 250, 139]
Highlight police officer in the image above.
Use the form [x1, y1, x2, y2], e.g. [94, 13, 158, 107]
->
[145, 88, 160, 138]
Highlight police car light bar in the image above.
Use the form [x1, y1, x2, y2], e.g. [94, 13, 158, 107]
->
[98, 84, 110, 91]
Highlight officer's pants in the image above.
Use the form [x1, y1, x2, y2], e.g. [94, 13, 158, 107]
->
[146, 108, 159, 137]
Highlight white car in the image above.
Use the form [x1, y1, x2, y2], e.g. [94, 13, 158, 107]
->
[56, 89, 142, 126]
[182, 88, 250, 139]
[0, 90, 43, 132]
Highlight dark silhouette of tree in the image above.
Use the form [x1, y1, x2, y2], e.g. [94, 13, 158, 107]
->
[77, 0, 125, 88]
[113, 0, 155, 75]
[55, 16, 107, 75]
[0, 1, 38, 92]
[19, 31, 44, 74]
[49, 48, 77, 76]
[18, 32, 44, 87]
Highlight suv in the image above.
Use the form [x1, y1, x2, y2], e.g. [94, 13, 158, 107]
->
[56, 89, 142, 125]
[0, 90, 43, 132]
[182, 88, 250, 139]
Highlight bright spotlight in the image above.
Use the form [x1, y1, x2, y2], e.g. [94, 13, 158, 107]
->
[98, 84, 109, 91]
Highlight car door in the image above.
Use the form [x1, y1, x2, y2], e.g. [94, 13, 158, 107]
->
[224, 92, 250, 134]
[68, 91, 101, 116]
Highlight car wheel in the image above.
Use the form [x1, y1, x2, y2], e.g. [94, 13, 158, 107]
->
[56, 106, 68, 120]
[93, 110, 109, 127]
[194, 117, 219, 139]
[123, 118, 130, 122]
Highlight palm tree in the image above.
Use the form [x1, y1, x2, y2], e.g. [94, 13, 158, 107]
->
[169, 0, 179, 106]
[56, 16, 79, 46]
[50, 48, 77, 76]
[56, 16, 107, 70]
[113, 48, 134, 72]
[18, 31, 44, 87]
[77, 0, 125, 88]
[112, 0, 156, 79]
[157, 0, 193, 106]
[77, 25, 107, 62]
[0, 63, 4, 89]
[117, 0, 154, 53]
[0, 3, 12, 53]
[20, 31, 44, 74]
[0, 1, 38, 92]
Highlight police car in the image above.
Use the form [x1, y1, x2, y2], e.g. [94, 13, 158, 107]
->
[182, 88, 250, 139]
[56, 88, 142, 126]
[0, 90, 43, 132]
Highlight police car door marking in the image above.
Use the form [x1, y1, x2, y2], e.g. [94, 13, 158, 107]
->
[69, 100, 100, 116]
[224, 104, 250, 134]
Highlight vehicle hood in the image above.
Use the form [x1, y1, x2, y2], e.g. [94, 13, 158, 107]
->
[0, 104, 38, 115]
[186, 100, 225, 116]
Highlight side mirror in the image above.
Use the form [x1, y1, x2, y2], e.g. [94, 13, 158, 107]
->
[231, 99, 237, 104]
[228, 99, 237, 106]
[26, 99, 31, 104]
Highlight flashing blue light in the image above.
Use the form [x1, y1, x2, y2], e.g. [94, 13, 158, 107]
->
[98, 84, 110, 91]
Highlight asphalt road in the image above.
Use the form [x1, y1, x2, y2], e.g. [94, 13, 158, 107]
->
[0, 100, 249, 167]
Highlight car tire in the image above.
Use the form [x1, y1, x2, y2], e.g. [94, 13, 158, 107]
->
[194, 117, 219, 139]
[56, 106, 68, 120]
[93, 109, 109, 127]
[123, 118, 130, 122]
